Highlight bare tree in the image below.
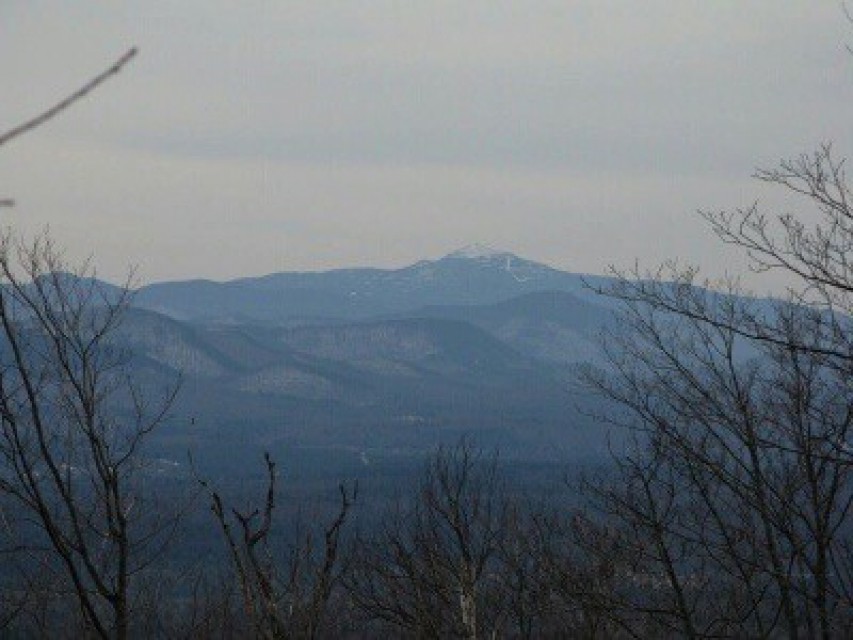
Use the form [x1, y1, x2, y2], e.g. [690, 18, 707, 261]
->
[0, 49, 193, 638]
[200, 452, 356, 640]
[579, 271, 853, 638]
[707, 145, 853, 314]
[347, 441, 512, 639]
[493, 501, 556, 639]
[608, 145, 853, 401]
[0, 232, 180, 638]
[571, 81, 853, 634]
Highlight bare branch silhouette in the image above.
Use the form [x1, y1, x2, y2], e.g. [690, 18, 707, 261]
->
[0, 48, 137, 149]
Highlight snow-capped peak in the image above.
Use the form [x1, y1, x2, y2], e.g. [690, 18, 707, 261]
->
[446, 243, 508, 260]
[435, 244, 551, 283]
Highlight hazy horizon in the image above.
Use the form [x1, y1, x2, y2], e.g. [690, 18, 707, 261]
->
[2, 2, 852, 292]
[109, 242, 573, 287]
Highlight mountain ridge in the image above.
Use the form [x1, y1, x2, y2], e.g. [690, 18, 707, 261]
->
[132, 247, 610, 326]
[20, 248, 625, 462]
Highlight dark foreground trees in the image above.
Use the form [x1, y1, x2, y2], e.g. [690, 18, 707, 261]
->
[580, 286, 853, 637]
[200, 453, 356, 639]
[347, 443, 509, 638]
[0, 48, 189, 639]
[344, 441, 621, 638]
[573, 146, 853, 637]
[0, 233, 180, 638]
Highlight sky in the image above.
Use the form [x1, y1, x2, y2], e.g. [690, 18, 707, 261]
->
[1, 2, 852, 289]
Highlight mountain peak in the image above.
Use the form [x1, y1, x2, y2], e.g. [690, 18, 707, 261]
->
[445, 243, 511, 260]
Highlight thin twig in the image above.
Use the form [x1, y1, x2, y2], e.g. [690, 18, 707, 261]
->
[0, 47, 138, 148]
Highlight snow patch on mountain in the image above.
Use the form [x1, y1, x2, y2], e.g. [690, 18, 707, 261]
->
[441, 244, 549, 283]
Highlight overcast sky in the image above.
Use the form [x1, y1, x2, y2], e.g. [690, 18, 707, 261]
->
[1, 2, 852, 288]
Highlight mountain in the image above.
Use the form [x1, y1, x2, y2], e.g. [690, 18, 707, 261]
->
[5, 249, 796, 497]
[389, 290, 615, 366]
[113, 304, 605, 462]
[40, 247, 622, 465]
[133, 244, 609, 326]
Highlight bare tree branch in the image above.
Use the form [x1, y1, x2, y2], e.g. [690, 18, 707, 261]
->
[0, 48, 137, 149]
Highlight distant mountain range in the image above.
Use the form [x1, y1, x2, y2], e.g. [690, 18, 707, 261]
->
[133, 244, 612, 325]
[115, 246, 621, 465]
